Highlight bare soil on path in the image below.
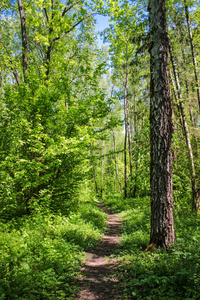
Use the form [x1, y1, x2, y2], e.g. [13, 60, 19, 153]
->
[74, 202, 123, 300]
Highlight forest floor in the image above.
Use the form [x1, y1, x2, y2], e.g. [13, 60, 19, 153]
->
[74, 201, 123, 300]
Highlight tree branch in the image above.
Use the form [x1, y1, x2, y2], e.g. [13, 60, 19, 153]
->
[52, 11, 93, 43]
[45, 6, 92, 78]
[43, 7, 49, 23]
[62, 0, 81, 17]
[0, 38, 20, 85]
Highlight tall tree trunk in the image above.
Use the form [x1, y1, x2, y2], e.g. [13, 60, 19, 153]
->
[100, 140, 104, 197]
[182, 49, 199, 154]
[127, 107, 133, 178]
[184, 0, 200, 110]
[91, 142, 98, 194]
[169, 45, 199, 211]
[182, 50, 194, 122]
[169, 69, 184, 128]
[170, 87, 177, 169]
[127, 117, 133, 196]
[132, 96, 138, 198]
[17, 0, 28, 82]
[125, 55, 133, 187]
[124, 127, 127, 198]
[112, 128, 123, 193]
[124, 58, 129, 198]
[114, 170, 116, 192]
[148, 0, 176, 250]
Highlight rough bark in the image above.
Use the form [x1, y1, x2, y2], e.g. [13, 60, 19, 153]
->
[148, 0, 176, 249]
[169, 45, 199, 211]
[17, 0, 28, 81]
[184, 0, 200, 110]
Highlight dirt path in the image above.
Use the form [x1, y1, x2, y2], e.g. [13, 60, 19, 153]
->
[74, 202, 123, 300]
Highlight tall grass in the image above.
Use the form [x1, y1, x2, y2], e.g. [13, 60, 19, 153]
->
[103, 193, 200, 299]
[0, 197, 107, 300]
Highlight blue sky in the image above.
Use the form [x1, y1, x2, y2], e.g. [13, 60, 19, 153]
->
[95, 14, 110, 48]
[95, 15, 110, 32]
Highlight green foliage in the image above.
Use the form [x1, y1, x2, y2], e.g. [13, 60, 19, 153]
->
[0, 0, 111, 218]
[119, 247, 200, 300]
[0, 48, 109, 217]
[1, 0, 200, 299]
[0, 81, 86, 216]
[104, 194, 200, 299]
[129, 120, 150, 198]
[172, 128, 196, 212]
[0, 197, 107, 299]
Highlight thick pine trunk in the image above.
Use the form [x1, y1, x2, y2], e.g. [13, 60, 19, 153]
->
[148, 0, 176, 249]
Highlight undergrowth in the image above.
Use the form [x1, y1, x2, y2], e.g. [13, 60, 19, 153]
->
[0, 197, 107, 300]
[103, 193, 200, 300]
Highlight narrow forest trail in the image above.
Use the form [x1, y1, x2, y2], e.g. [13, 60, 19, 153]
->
[74, 202, 123, 300]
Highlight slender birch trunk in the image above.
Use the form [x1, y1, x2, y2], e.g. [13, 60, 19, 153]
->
[112, 128, 123, 193]
[100, 140, 104, 198]
[91, 142, 98, 194]
[169, 44, 199, 211]
[182, 49, 199, 154]
[169, 69, 184, 128]
[127, 107, 133, 178]
[132, 96, 138, 198]
[184, 0, 200, 110]
[124, 59, 129, 199]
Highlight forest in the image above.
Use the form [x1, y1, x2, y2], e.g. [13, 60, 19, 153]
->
[0, 0, 200, 299]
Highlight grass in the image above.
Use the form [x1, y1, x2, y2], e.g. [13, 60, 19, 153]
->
[103, 193, 200, 300]
[0, 196, 107, 300]
[2, 189, 200, 300]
